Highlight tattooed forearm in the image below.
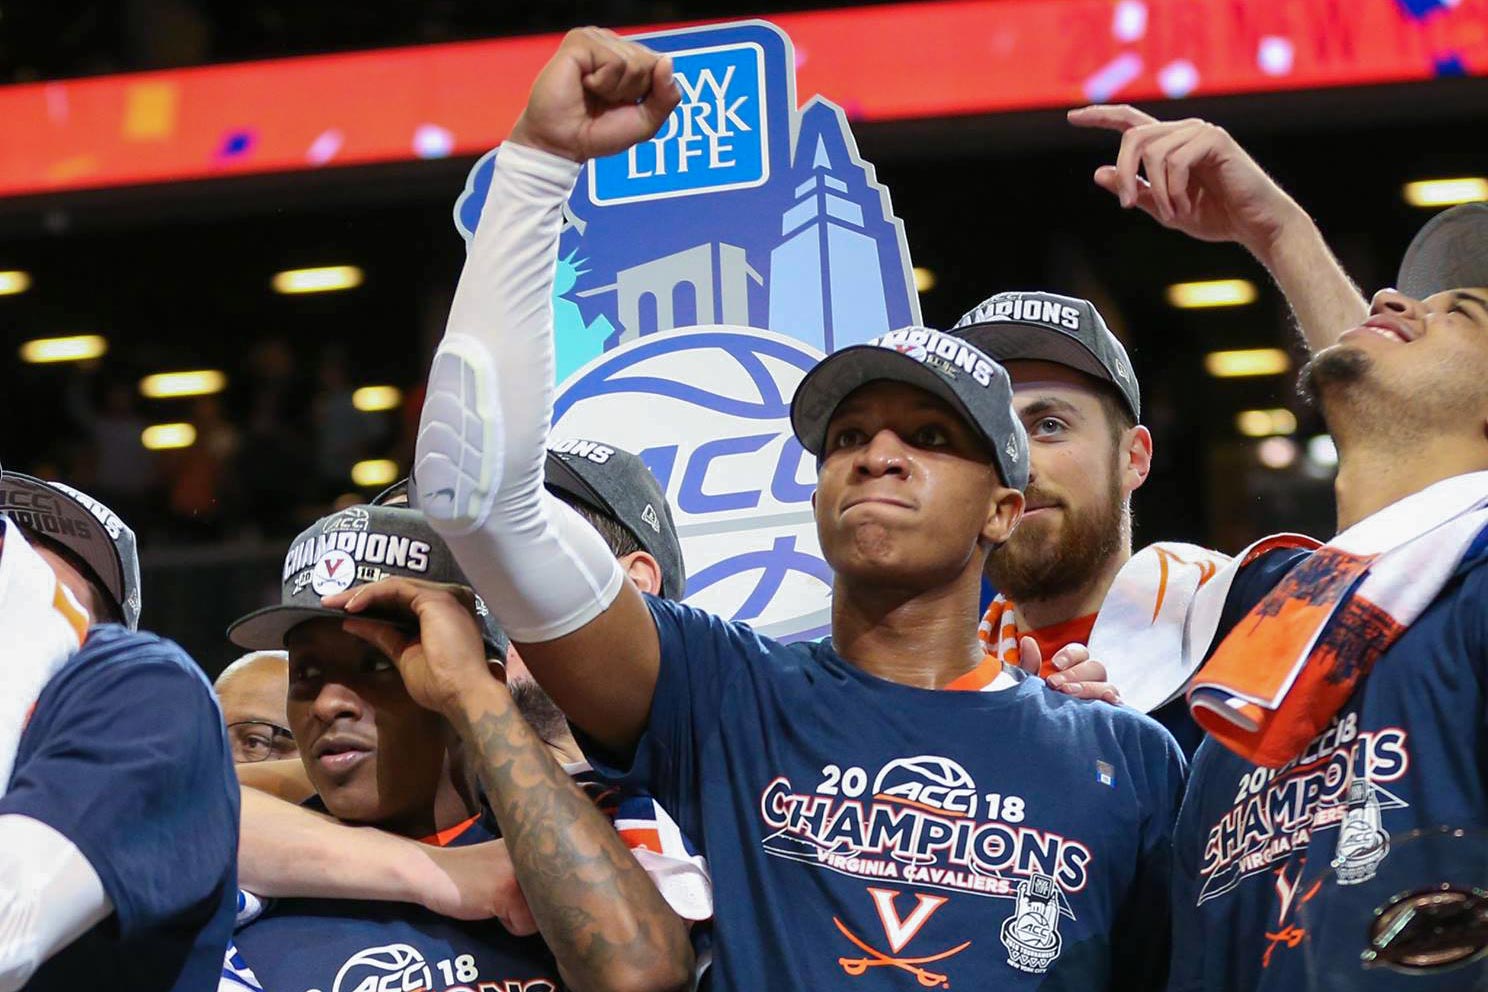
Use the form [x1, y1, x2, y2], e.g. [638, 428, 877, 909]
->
[451, 681, 692, 992]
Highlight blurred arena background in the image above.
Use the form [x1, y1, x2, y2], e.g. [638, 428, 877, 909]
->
[2, 0, 1485, 671]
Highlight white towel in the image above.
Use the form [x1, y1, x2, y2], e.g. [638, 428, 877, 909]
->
[0, 516, 90, 798]
[1088, 542, 1239, 713]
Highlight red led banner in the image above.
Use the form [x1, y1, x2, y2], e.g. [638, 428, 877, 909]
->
[0, 0, 1482, 198]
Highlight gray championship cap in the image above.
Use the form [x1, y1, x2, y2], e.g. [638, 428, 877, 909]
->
[950, 290, 1140, 421]
[0, 470, 142, 629]
[1397, 202, 1488, 301]
[374, 441, 687, 600]
[789, 326, 1030, 491]
[544, 439, 686, 600]
[227, 503, 508, 660]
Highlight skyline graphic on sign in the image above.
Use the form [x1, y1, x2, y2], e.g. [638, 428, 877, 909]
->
[454, 19, 920, 381]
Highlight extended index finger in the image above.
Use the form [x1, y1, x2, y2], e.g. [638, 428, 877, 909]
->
[1068, 104, 1159, 133]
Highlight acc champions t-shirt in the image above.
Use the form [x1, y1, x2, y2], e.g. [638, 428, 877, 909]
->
[586, 596, 1187, 991]
[1170, 544, 1488, 991]
[230, 808, 563, 992]
[2, 624, 241, 992]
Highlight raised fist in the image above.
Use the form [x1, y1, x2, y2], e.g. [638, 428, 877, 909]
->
[509, 27, 681, 164]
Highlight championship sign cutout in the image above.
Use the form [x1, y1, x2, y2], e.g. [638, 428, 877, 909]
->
[454, 20, 920, 641]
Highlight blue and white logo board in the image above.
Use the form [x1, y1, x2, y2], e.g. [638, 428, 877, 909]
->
[454, 19, 920, 378]
[553, 326, 832, 641]
[455, 20, 919, 640]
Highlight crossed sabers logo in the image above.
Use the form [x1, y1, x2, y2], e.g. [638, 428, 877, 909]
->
[1262, 858, 1322, 969]
[834, 887, 970, 988]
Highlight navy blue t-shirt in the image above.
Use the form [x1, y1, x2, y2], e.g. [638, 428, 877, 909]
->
[1170, 545, 1488, 991]
[586, 596, 1187, 990]
[232, 810, 564, 992]
[2, 623, 240, 992]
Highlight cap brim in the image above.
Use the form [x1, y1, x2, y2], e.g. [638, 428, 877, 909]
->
[227, 604, 381, 651]
[954, 322, 1114, 388]
[791, 346, 990, 456]
[1397, 203, 1488, 300]
[227, 603, 506, 664]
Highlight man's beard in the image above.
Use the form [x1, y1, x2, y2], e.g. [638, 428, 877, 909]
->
[986, 460, 1125, 603]
[508, 675, 572, 749]
[1299, 345, 1372, 407]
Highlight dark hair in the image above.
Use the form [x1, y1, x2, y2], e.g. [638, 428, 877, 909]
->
[18, 525, 121, 624]
[1094, 383, 1137, 448]
[557, 495, 643, 559]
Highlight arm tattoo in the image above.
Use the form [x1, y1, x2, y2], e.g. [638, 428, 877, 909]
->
[454, 685, 691, 991]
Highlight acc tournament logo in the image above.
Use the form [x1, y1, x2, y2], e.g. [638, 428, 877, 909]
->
[553, 326, 831, 641]
[454, 19, 920, 383]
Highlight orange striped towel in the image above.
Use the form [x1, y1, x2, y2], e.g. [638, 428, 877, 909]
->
[1189, 471, 1488, 768]
[977, 595, 1023, 672]
[0, 517, 90, 797]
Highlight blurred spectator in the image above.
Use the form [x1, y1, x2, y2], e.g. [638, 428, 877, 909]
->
[313, 348, 381, 498]
[237, 338, 315, 538]
[166, 396, 239, 536]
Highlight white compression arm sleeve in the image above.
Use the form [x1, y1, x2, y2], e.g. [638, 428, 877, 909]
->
[416, 143, 625, 643]
[0, 814, 112, 991]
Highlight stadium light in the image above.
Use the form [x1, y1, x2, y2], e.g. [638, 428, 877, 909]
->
[0, 270, 31, 295]
[1236, 408, 1297, 437]
[913, 267, 936, 293]
[141, 423, 197, 450]
[140, 370, 227, 398]
[1204, 348, 1290, 378]
[1257, 436, 1298, 469]
[1307, 434, 1338, 468]
[1166, 279, 1257, 309]
[351, 459, 398, 487]
[19, 334, 108, 364]
[352, 385, 403, 412]
[1402, 178, 1488, 209]
[271, 265, 364, 294]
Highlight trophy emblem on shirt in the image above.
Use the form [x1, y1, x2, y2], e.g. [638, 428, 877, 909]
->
[1332, 778, 1390, 885]
[1001, 873, 1064, 974]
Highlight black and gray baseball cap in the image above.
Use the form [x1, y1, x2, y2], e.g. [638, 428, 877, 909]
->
[1397, 202, 1488, 301]
[0, 470, 142, 629]
[789, 326, 1030, 490]
[227, 503, 508, 660]
[373, 441, 687, 600]
[544, 439, 686, 600]
[950, 290, 1140, 420]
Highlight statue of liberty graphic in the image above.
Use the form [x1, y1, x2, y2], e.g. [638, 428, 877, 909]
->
[552, 249, 615, 384]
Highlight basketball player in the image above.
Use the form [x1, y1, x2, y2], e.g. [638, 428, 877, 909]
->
[942, 107, 1374, 746]
[375, 28, 1186, 990]
[224, 503, 693, 992]
[0, 471, 238, 992]
[228, 448, 709, 938]
[1076, 107, 1488, 990]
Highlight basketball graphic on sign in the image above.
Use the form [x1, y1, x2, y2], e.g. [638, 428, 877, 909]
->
[554, 326, 831, 641]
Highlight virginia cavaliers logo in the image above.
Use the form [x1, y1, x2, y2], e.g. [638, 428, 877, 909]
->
[311, 549, 357, 595]
[834, 887, 970, 988]
[1263, 858, 1321, 968]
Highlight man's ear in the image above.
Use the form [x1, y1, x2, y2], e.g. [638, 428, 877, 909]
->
[982, 486, 1025, 548]
[618, 550, 664, 596]
[1122, 425, 1154, 497]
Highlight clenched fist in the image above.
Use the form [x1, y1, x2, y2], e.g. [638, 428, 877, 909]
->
[509, 27, 681, 163]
